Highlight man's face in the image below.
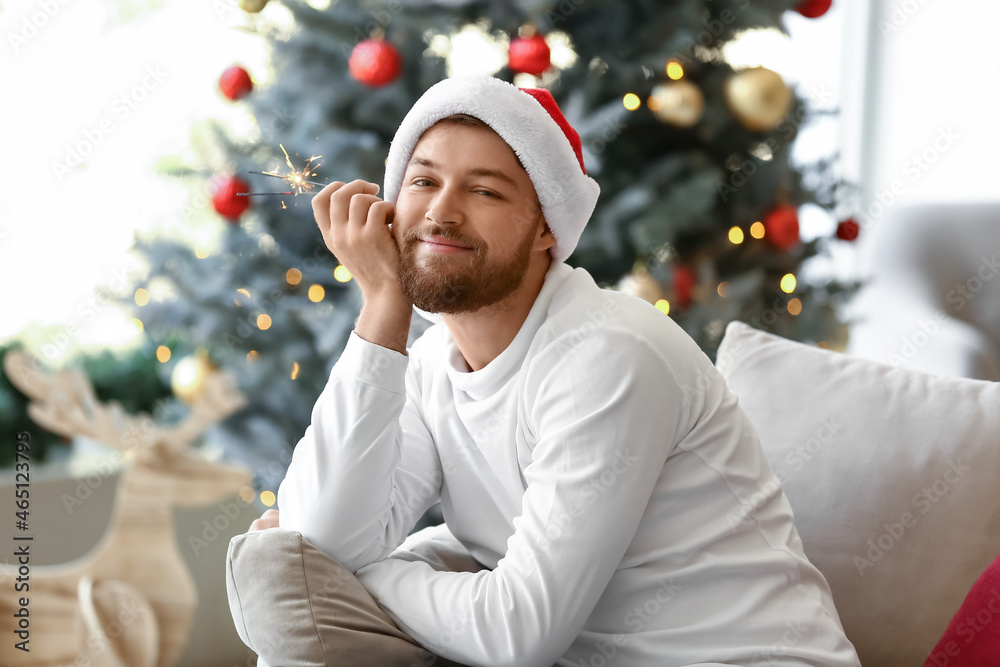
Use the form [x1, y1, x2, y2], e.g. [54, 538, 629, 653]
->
[392, 121, 551, 314]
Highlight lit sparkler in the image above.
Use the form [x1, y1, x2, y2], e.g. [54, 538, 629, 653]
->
[239, 144, 326, 197]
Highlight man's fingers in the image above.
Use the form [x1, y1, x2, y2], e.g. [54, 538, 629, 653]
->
[366, 200, 395, 228]
[348, 193, 383, 229]
[316, 180, 379, 245]
[313, 180, 378, 230]
[312, 181, 345, 233]
[249, 508, 280, 532]
[314, 180, 347, 200]
[330, 180, 380, 218]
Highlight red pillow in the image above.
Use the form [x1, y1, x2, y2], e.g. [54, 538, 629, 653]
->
[924, 551, 1000, 666]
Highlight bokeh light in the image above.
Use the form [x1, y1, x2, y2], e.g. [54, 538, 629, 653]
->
[780, 273, 797, 293]
[334, 265, 352, 282]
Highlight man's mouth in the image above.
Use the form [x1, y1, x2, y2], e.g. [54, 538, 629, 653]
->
[418, 235, 474, 251]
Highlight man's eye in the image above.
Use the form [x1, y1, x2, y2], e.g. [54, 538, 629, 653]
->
[476, 190, 499, 198]
[413, 179, 433, 186]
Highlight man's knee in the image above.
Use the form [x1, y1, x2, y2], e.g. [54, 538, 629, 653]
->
[225, 528, 437, 666]
[228, 527, 355, 599]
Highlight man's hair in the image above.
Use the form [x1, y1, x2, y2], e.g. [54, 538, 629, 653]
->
[436, 113, 489, 129]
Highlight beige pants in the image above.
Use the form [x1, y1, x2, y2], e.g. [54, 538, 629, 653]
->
[226, 527, 474, 667]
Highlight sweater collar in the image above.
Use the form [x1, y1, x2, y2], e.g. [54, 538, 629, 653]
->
[444, 261, 574, 398]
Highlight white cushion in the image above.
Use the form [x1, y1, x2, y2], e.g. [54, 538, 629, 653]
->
[715, 321, 1000, 667]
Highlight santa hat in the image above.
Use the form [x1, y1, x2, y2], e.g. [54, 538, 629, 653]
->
[382, 76, 600, 264]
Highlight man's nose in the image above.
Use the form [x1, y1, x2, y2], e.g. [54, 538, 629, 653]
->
[426, 184, 465, 225]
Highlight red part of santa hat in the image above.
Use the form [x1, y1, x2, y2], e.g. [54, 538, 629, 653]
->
[517, 87, 586, 174]
[382, 76, 600, 263]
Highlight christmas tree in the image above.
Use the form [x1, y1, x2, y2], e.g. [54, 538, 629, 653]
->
[127, 0, 855, 488]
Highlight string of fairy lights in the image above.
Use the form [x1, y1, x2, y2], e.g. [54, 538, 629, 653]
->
[132, 260, 354, 360]
[609, 57, 805, 318]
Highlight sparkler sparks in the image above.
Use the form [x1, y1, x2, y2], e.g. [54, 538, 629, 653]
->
[263, 144, 324, 193]
[239, 145, 326, 198]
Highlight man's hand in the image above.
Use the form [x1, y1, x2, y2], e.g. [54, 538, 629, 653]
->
[249, 508, 280, 532]
[312, 179, 414, 354]
[312, 179, 406, 303]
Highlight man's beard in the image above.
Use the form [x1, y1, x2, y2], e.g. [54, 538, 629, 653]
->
[396, 223, 536, 315]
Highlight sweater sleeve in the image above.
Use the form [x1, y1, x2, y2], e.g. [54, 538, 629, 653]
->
[355, 330, 689, 667]
[276, 330, 444, 573]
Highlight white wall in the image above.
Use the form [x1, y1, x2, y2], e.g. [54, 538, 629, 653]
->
[854, 0, 1000, 207]
[783, 0, 1000, 290]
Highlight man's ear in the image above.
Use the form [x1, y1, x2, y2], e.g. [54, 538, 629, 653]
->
[535, 217, 557, 252]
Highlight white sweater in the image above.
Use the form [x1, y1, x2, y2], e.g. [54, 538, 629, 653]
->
[277, 261, 861, 667]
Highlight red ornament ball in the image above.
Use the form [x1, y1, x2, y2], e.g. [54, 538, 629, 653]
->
[349, 39, 402, 87]
[836, 217, 860, 241]
[795, 0, 833, 18]
[764, 206, 800, 250]
[509, 34, 551, 75]
[210, 175, 252, 221]
[219, 65, 253, 101]
[673, 265, 696, 309]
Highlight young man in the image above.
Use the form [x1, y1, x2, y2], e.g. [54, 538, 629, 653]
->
[234, 76, 860, 666]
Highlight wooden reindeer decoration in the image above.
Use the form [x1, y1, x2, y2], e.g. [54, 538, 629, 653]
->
[1, 350, 252, 667]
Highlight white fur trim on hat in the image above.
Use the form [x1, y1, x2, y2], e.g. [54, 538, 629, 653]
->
[382, 76, 600, 264]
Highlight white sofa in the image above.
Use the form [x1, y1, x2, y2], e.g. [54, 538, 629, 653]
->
[224, 320, 1000, 666]
[717, 321, 1000, 665]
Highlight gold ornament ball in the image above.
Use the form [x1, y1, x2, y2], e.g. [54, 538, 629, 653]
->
[617, 271, 663, 304]
[724, 67, 792, 132]
[648, 80, 705, 128]
[238, 0, 269, 13]
[171, 353, 216, 404]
